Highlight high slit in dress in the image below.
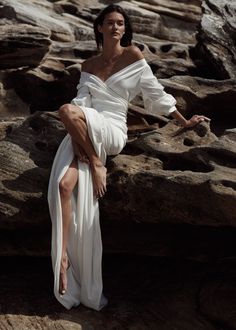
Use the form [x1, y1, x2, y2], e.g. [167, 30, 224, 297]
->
[48, 58, 177, 310]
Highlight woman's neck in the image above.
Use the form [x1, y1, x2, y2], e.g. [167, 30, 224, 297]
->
[101, 42, 124, 63]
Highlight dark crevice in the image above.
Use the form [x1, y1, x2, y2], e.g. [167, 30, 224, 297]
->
[196, 272, 235, 330]
[189, 45, 228, 80]
[6, 126, 13, 135]
[220, 180, 236, 191]
[35, 141, 48, 150]
[120, 143, 143, 156]
[206, 149, 236, 169]
[57, 4, 78, 15]
[162, 155, 214, 173]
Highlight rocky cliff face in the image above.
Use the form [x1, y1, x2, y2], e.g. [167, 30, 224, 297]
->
[0, 0, 235, 256]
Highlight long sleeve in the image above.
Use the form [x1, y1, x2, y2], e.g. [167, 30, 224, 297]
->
[140, 65, 177, 116]
[71, 76, 92, 107]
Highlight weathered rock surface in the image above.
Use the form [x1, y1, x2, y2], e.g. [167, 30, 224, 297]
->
[4, 58, 81, 112]
[0, 23, 51, 70]
[103, 121, 236, 227]
[158, 76, 236, 119]
[0, 0, 75, 42]
[195, 0, 236, 79]
[0, 2, 236, 328]
[0, 0, 235, 258]
[0, 112, 235, 256]
[0, 80, 30, 118]
[0, 0, 204, 116]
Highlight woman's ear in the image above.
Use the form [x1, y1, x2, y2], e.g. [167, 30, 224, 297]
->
[98, 25, 103, 33]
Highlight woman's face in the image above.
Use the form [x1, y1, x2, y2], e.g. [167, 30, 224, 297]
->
[98, 11, 125, 41]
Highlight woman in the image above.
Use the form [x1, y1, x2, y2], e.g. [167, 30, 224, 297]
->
[48, 4, 210, 311]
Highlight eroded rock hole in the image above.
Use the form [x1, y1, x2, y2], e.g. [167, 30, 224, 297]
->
[60, 4, 77, 15]
[148, 46, 156, 54]
[183, 138, 194, 146]
[177, 51, 187, 59]
[136, 44, 144, 52]
[161, 44, 172, 53]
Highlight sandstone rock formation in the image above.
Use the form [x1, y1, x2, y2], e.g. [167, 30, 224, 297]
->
[0, 0, 235, 258]
[0, 111, 235, 256]
[195, 0, 236, 79]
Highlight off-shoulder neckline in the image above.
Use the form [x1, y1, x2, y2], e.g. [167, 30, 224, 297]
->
[81, 58, 146, 84]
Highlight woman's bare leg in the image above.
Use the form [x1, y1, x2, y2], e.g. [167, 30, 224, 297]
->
[59, 104, 106, 198]
[59, 157, 78, 295]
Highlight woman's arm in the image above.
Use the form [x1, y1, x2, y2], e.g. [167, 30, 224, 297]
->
[171, 110, 211, 128]
[139, 58, 211, 128]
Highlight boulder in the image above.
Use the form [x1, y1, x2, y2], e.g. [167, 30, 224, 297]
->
[0, 0, 75, 42]
[194, 0, 236, 79]
[117, 0, 202, 43]
[0, 24, 51, 70]
[102, 121, 236, 228]
[0, 81, 30, 118]
[158, 75, 236, 121]
[4, 59, 81, 112]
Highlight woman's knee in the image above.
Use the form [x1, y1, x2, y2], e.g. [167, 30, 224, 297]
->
[59, 177, 74, 198]
[58, 104, 73, 120]
[58, 104, 84, 122]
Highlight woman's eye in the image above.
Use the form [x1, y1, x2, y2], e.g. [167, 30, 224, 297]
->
[106, 21, 124, 26]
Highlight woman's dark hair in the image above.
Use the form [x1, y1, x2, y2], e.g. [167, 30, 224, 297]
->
[94, 4, 133, 49]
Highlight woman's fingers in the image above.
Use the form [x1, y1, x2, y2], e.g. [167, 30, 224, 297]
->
[186, 115, 211, 127]
[79, 147, 90, 164]
[72, 141, 90, 163]
[195, 115, 210, 122]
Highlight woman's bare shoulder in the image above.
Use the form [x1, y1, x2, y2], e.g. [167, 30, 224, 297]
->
[81, 55, 101, 73]
[124, 45, 144, 61]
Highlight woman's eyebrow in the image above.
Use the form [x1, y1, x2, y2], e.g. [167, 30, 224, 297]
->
[105, 19, 124, 22]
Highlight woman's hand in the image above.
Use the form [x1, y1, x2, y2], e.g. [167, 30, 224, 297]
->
[184, 115, 211, 128]
[72, 140, 90, 164]
[171, 111, 211, 128]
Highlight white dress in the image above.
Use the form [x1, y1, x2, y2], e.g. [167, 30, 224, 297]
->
[48, 58, 177, 311]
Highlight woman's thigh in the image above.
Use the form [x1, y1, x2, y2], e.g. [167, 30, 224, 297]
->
[104, 124, 127, 156]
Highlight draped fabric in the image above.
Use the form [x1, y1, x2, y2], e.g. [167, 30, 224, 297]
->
[48, 58, 177, 310]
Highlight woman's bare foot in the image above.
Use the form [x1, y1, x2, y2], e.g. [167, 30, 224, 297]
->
[91, 163, 107, 198]
[59, 254, 70, 296]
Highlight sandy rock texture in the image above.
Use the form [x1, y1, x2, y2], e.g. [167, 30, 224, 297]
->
[0, 112, 235, 257]
[0, 1, 236, 329]
[0, 0, 235, 261]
